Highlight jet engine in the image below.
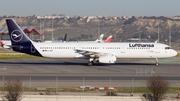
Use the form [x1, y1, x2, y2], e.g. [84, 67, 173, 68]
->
[99, 55, 116, 63]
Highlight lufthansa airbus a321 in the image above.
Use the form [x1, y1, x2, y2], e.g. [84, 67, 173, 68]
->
[6, 19, 177, 66]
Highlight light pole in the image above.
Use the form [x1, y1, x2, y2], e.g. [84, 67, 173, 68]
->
[56, 73, 58, 95]
[52, 17, 54, 41]
[98, 21, 100, 39]
[158, 21, 159, 43]
[169, 22, 171, 47]
[110, 75, 111, 96]
[83, 75, 84, 95]
[30, 72, 31, 101]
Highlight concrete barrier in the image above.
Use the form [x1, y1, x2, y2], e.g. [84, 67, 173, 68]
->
[14, 95, 145, 101]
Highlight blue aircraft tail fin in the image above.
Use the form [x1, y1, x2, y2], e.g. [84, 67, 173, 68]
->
[63, 33, 67, 41]
[6, 19, 31, 45]
[6, 19, 42, 57]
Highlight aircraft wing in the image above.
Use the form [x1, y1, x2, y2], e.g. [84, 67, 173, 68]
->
[75, 49, 116, 57]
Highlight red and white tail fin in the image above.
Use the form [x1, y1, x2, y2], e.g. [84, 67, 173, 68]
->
[0, 40, 4, 46]
[104, 35, 112, 43]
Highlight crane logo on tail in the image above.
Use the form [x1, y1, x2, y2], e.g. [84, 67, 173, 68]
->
[11, 30, 23, 42]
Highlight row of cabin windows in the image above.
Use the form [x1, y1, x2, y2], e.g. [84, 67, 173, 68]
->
[105, 47, 120, 49]
[40, 47, 121, 50]
[40, 47, 76, 49]
[40, 47, 154, 50]
[82, 47, 99, 49]
[82, 47, 121, 49]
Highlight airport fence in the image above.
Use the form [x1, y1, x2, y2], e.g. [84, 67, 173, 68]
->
[0, 72, 179, 96]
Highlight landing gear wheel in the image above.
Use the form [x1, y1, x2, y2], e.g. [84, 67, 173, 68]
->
[88, 61, 93, 66]
[155, 58, 159, 66]
[156, 63, 159, 66]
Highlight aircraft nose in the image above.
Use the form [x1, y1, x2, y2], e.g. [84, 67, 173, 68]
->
[172, 50, 177, 56]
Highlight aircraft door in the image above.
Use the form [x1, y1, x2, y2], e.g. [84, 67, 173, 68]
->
[155, 45, 160, 53]
[121, 46, 125, 53]
[31, 44, 36, 53]
[76, 45, 82, 50]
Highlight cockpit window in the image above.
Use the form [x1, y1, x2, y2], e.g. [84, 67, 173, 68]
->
[165, 47, 172, 49]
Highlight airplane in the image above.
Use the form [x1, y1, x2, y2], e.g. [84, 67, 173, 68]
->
[104, 35, 112, 43]
[95, 34, 104, 42]
[63, 33, 67, 42]
[0, 40, 11, 49]
[6, 19, 177, 66]
[0, 40, 4, 46]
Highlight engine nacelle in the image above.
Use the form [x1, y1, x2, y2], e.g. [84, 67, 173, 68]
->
[99, 55, 116, 63]
[3, 45, 11, 49]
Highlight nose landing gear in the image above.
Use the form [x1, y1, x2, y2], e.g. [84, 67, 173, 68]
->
[155, 58, 159, 66]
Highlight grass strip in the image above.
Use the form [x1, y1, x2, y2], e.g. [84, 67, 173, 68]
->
[0, 86, 179, 94]
[177, 53, 180, 56]
[0, 51, 18, 53]
[0, 54, 43, 59]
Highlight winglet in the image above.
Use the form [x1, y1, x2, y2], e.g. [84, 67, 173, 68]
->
[104, 35, 112, 43]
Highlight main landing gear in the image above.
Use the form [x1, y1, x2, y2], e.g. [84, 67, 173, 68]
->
[88, 58, 94, 66]
[88, 61, 94, 66]
[155, 58, 159, 66]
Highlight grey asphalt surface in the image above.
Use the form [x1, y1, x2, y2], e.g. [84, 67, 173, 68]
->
[0, 57, 180, 87]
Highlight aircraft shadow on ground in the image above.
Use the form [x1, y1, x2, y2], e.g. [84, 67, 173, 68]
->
[0, 61, 156, 66]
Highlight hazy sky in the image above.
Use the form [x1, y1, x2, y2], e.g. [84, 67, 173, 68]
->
[0, 0, 180, 16]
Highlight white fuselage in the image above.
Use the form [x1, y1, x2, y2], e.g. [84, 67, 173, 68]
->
[33, 42, 177, 59]
[1, 40, 11, 49]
